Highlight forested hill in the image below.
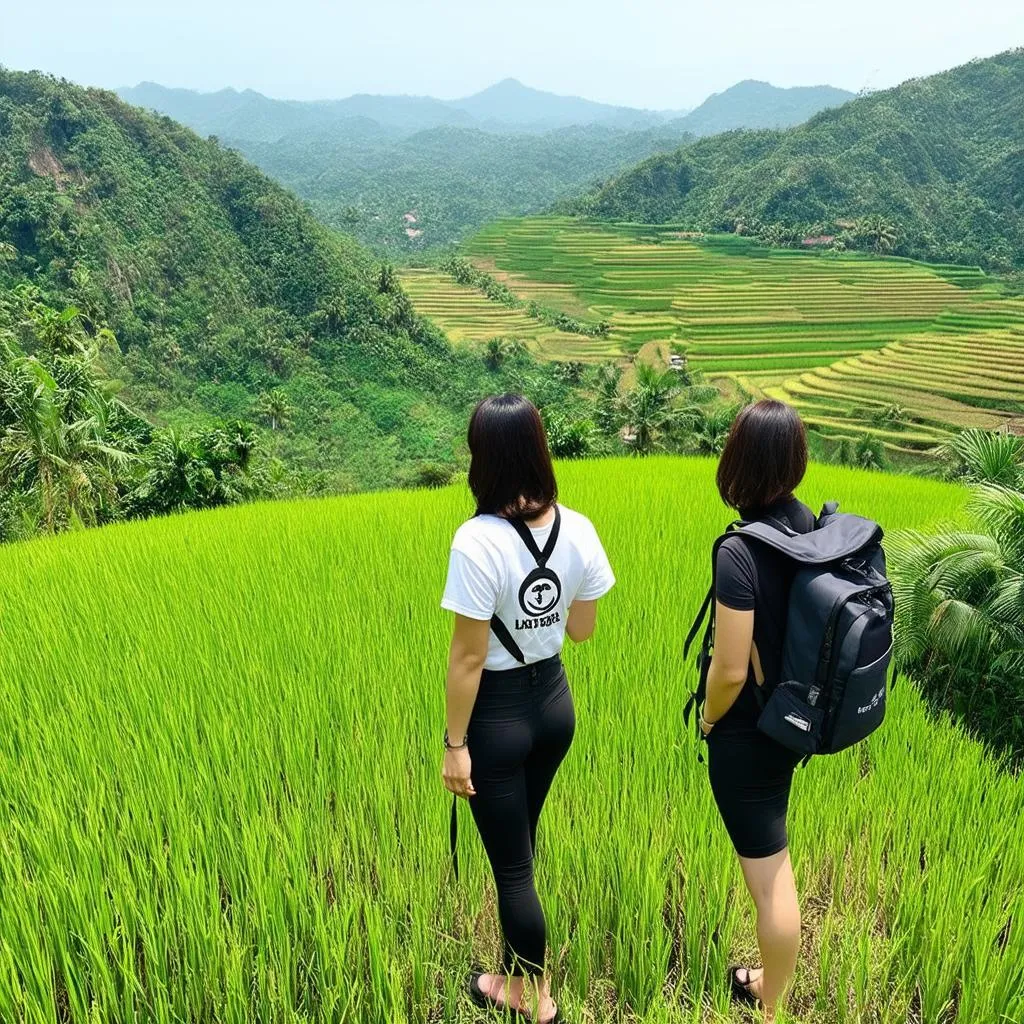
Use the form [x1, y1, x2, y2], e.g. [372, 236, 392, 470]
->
[0, 69, 569, 493]
[575, 50, 1024, 272]
[117, 79, 852, 251]
[233, 121, 696, 251]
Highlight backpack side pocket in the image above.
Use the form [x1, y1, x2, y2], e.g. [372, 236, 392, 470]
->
[757, 681, 825, 756]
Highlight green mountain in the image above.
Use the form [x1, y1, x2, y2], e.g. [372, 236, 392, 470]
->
[234, 120, 696, 250]
[575, 50, 1024, 271]
[117, 78, 853, 251]
[0, 68, 575, 493]
[446, 78, 666, 130]
[680, 80, 854, 135]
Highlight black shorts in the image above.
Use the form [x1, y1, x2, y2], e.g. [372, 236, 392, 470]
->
[706, 726, 802, 859]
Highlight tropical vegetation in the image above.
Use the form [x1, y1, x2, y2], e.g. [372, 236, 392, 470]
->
[0, 68, 585, 499]
[572, 49, 1024, 272]
[0, 287, 264, 539]
[892, 429, 1024, 758]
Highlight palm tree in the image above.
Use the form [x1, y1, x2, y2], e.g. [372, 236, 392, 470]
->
[483, 337, 511, 371]
[936, 428, 1023, 487]
[859, 215, 899, 254]
[132, 429, 208, 515]
[688, 405, 736, 455]
[890, 484, 1024, 742]
[133, 421, 260, 515]
[0, 349, 133, 531]
[594, 364, 623, 435]
[255, 388, 293, 431]
[620, 363, 680, 455]
[853, 434, 887, 470]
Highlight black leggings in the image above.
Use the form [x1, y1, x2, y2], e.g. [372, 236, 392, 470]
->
[467, 655, 575, 976]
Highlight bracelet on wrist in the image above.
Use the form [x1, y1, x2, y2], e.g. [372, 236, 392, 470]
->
[700, 713, 716, 731]
[444, 731, 468, 750]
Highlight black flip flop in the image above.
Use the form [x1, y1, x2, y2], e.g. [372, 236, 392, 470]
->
[728, 966, 763, 1008]
[467, 972, 563, 1022]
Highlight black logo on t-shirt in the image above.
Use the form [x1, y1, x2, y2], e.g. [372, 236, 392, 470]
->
[518, 567, 562, 617]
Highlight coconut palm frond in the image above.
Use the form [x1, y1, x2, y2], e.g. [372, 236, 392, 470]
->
[987, 571, 1024, 624]
[968, 484, 1024, 563]
[929, 598, 994, 668]
[928, 546, 1003, 597]
[938, 429, 1024, 486]
[893, 579, 940, 664]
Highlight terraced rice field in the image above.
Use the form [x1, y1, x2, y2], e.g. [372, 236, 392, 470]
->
[399, 269, 595, 358]
[765, 304, 1024, 446]
[403, 217, 1024, 448]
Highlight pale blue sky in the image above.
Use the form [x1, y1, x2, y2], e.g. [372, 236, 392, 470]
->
[2, 0, 1022, 109]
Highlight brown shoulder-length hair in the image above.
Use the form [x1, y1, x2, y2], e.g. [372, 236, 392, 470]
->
[716, 400, 807, 514]
[468, 394, 557, 519]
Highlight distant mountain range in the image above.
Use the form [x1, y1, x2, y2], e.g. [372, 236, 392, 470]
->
[119, 77, 854, 140]
[116, 78, 853, 251]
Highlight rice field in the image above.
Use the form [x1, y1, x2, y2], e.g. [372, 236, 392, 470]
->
[399, 269, 593, 357]
[1, 457, 1022, 1023]
[402, 217, 1024, 447]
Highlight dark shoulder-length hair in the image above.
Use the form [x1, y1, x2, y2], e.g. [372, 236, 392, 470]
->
[468, 394, 557, 519]
[716, 400, 807, 514]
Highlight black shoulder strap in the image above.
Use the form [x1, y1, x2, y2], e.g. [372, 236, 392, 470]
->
[490, 614, 525, 664]
[682, 522, 744, 737]
[450, 794, 460, 879]
[506, 505, 561, 567]
[683, 521, 745, 656]
[490, 506, 561, 663]
[683, 584, 714, 660]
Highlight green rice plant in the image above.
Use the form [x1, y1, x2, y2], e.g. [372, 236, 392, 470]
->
[0, 457, 1020, 1022]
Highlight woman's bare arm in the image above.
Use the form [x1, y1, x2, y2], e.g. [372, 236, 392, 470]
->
[566, 599, 598, 643]
[702, 601, 755, 728]
[442, 614, 490, 798]
[445, 614, 489, 741]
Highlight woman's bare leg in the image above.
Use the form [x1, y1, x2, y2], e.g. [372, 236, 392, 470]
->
[737, 848, 801, 1018]
[479, 973, 556, 1021]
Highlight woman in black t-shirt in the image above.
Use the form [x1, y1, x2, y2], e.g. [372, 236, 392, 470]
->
[699, 400, 812, 1021]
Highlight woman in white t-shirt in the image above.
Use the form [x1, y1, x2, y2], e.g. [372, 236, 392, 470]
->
[441, 394, 615, 1024]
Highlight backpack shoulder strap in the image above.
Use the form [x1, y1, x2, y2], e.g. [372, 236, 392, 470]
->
[683, 521, 745, 658]
[682, 523, 745, 739]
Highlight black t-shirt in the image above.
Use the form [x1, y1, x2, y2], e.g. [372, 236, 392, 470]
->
[714, 497, 816, 730]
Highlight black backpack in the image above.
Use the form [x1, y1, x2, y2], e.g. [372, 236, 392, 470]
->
[683, 502, 894, 757]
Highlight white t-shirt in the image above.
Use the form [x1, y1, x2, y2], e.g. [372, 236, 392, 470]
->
[441, 504, 615, 670]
